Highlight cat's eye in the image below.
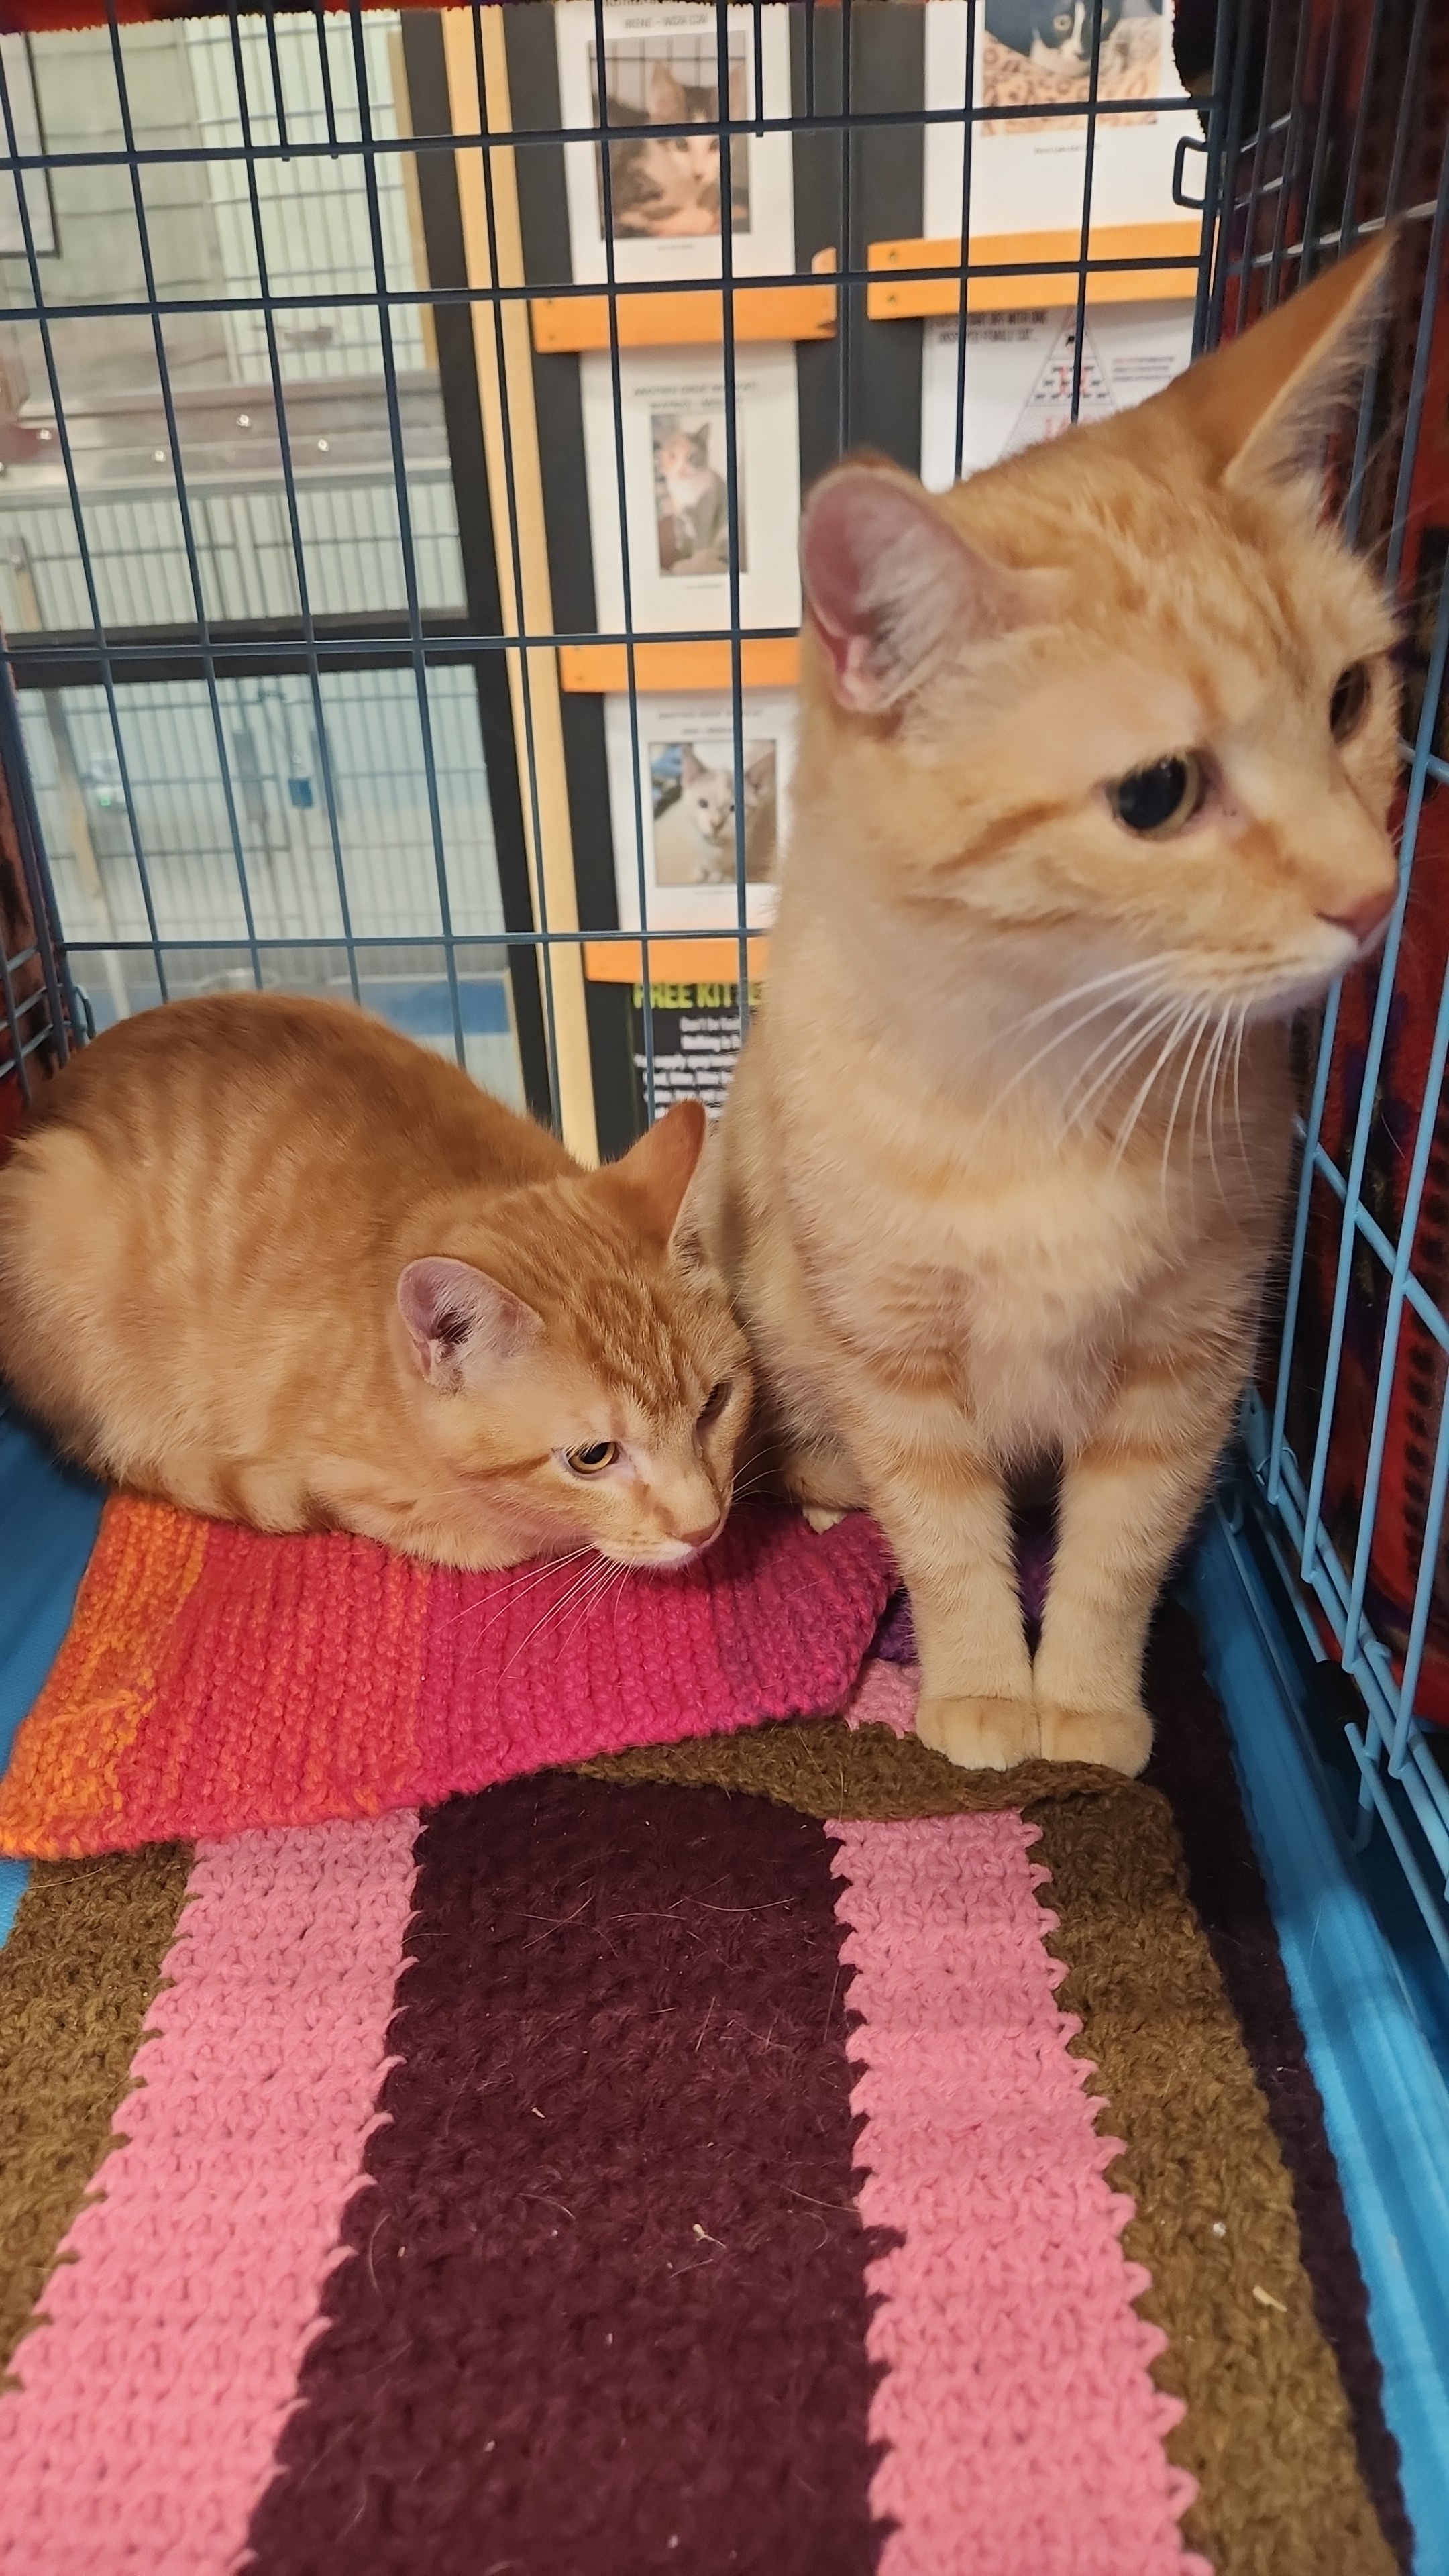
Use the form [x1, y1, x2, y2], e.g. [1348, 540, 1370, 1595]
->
[564, 1440, 619, 1477]
[1106, 752, 1206, 841]
[698, 1377, 733, 1427]
[1330, 661, 1371, 744]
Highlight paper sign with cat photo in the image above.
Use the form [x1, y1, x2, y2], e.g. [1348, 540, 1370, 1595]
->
[582, 347, 800, 637]
[556, 2, 794, 288]
[653, 409, 741, 578]
[920, 300, 1194, 488]
[604, 691, 796, 933]
[924, 1, 1199, 239]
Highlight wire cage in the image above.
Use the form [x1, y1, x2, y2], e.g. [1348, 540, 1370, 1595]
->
[2, 8, 1449, 1964]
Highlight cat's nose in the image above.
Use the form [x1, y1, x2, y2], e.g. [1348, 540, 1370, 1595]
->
[1322, 889, 1395, 949]
[679, 1517, 724, 1553]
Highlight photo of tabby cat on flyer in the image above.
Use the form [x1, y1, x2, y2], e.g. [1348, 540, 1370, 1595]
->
[590, 32, 749, 239]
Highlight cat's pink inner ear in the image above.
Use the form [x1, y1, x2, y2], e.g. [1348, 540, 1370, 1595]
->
[396, 1256, 541, 1389]
[601, 1097, 709, 1246]
[800, 465, 1053, 711]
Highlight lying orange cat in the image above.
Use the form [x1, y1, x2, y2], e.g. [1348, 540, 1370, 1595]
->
[0, 994, 749, 1572]
[696, 236, 1401, 1774]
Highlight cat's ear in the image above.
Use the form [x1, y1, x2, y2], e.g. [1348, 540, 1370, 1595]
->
[1161, 230, 1394, 501]
[680, 744, 703, 782]
[800, 462, 1061, 713]
[396, 1256, 542, 1391]
[598, 1098, 708, 1247]
[648, 60, 686, 120]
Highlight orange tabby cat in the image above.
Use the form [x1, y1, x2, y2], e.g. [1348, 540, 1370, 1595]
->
[695, 236, 1401, 1774]
[0, 994, 749, 1571]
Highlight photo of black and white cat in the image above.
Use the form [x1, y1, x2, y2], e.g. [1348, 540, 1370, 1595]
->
[651, 739, 777, 887]
[980, 0, 1165, 129]
[590, 36, 750, 241]
[651, 410, 741, 579]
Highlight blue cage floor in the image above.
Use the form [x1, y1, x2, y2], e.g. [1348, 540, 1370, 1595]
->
[0, 1411, 105, 1941]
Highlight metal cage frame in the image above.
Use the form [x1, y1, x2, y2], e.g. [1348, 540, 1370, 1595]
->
[5, 0, 1449, 2537]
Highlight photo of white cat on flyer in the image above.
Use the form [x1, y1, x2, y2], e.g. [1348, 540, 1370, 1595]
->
[651, 738, 776, 886]
[604, 689, 794, 932]
[590, 32, 749, 240]
[556, 6, 794, 290]
[652, 411, 741, 580]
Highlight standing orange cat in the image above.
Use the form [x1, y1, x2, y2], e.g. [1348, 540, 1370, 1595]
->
[0, 994, 749, 1571]
[696, 237, 1401, 1774]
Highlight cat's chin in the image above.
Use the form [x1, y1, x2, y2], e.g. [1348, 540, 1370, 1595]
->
[1240, 966, 1352, 1024]
[600, 1536, 716, 1571]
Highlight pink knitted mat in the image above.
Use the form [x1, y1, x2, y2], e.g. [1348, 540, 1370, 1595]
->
[0, 1495, 898, 1858]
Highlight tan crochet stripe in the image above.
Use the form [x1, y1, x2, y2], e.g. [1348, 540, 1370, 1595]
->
[578, 1714, 1122, 1817]
[1036, 1788, 1397, 2575]
[0, 1845, 191, 2378]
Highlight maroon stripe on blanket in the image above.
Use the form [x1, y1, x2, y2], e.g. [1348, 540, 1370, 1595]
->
[244, 1776, 890, 2576]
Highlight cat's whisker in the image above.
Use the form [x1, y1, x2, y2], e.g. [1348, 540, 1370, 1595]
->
[1065, 996, 1186, 1136]
[502, 1552, 617, 1671]
[1183, 1008, 1223, 1210]
[1185, 1005, 1233, 1218]
[1201, 1009, 1236, 1203]
[449, 1546, 596, 1635]
[559, 1555, 631, 1651]
[1056, 991, 1164, 1112]
[1007, 951, 1191, 1039]
[1159, 1004, 1215, 1203]
[1061, 994, 1181, 1132]
[1230, 1004, 1250, 1170]
[987, 982, 1174, 1117]
[1108, 1001, 1201, 1170]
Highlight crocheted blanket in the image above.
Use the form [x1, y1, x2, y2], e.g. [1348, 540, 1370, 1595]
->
[0, 1495, 896, 1858]
[0, 1616, 1408, 2575]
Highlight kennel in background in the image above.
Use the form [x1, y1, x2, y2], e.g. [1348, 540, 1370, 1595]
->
[2, 0, 1449, 2549]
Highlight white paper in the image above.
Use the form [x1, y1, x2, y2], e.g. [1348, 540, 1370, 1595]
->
[923, 1, 1199, 244]
[556, 1, 794, 288]
[581, 343, 801, 638]
[604, 688, 796, 932]
[920, 299, 1194, 488]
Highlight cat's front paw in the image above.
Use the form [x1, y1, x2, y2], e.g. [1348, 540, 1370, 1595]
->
[1036, 1698, 1152, 1776]
[916, 1692, 1039, 1772]
[801, 1501, 848, 1534]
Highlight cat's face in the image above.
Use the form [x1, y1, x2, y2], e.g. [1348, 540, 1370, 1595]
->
[987, 0, 1125, 65]
[682, 747, 735, 845]
[796, 237, 1401, 1040]
[397, 1104, 751, 1568]
[659, 429, 711, 482]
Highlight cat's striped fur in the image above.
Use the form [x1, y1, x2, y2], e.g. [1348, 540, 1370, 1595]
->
[1, 994, 749, 1572]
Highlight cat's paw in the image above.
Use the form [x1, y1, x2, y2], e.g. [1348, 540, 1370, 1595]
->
[801, 1501, 848, 1534]
[1036, 1698, 1153, 1776]
[916, 1692, 1040, 1772]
